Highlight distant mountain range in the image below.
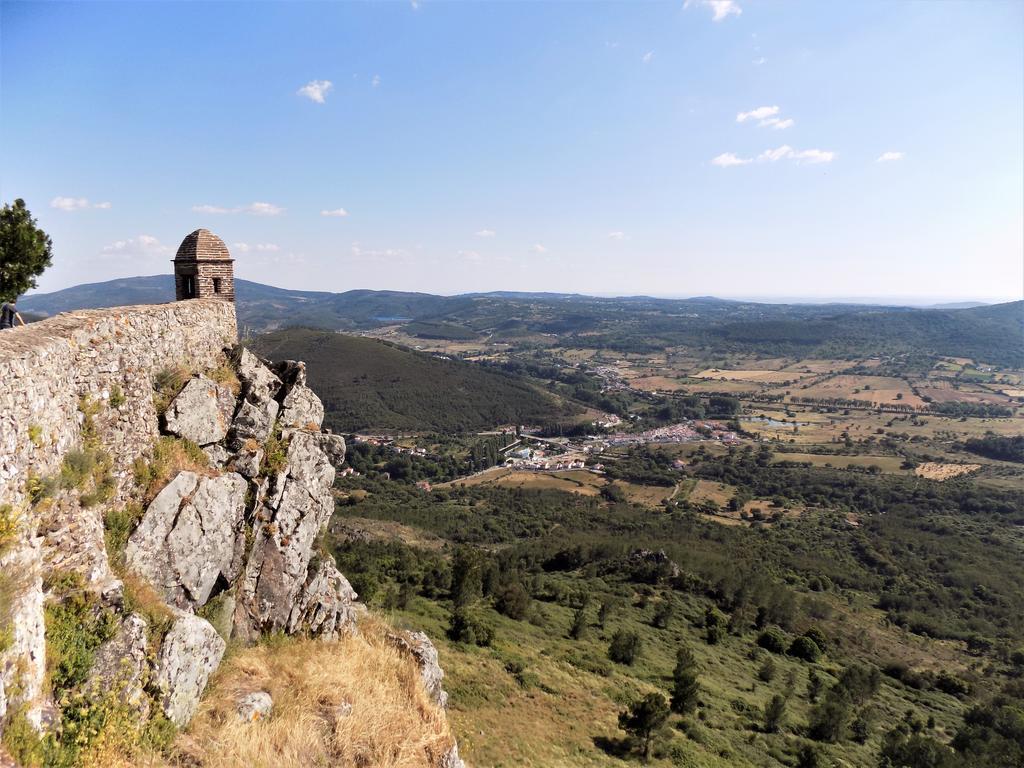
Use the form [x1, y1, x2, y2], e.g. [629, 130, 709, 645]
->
[20, 274, 1024, 367]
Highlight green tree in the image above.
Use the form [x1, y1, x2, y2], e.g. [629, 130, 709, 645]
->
[569, 604, 588, 640]
[764, 693, 787, 733]
[0, 198, 53, 302]
[671, 646, 700, 714]
[450, 546, 482, 607]
[608, 630, 642, 665]
[618, 692, 670, 762]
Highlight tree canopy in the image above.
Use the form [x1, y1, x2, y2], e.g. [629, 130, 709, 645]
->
[0, 199, 53, 302]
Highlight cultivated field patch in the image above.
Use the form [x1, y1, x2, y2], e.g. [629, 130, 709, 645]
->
[914, 462, 981, 481]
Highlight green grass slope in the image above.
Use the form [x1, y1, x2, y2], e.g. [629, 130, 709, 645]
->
[250, 328, 580, 432]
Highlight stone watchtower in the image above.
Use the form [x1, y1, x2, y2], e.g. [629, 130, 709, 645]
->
[173, 228, 235, 302]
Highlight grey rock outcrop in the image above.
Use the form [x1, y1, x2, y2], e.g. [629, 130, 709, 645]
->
[164, 376, 236, 446]
[155, 612, 226, 727]
[126, 471, 248, 608]
[287, 557, 360, 639]
[389, 630, 449, 709]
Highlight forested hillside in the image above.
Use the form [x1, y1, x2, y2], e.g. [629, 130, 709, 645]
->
[249, 328, 580, 432]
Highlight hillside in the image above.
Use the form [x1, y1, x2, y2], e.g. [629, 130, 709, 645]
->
[249, 328, 580, 432]
[22, 276, 1022, 366]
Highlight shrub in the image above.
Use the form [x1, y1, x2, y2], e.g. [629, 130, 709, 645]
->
[618, 692, 669, 762]
[108, 384, 126, 408]
[608, 630, 642, 665]
[758, 657, 777, 683]
[45, 576, 118, 692]
[764, 693, 787, 733]
[788, 635, 823, 662]
[757, 628, 788, 654]
[447, 607, 493, 646]
[104, 503, 144, 569]
[153, 364, 191, 415]
[27, 424, 43, 448]
[133, 436, 208, 502]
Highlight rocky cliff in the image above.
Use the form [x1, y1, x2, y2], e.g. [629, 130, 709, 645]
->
[0, 306, 461, 767]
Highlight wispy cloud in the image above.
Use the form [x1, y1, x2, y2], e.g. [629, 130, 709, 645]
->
[712, 146, 836, 167]
[297, 79, 333, 104]
[50, 196, 111, 211]
[350, 242, 409, 261]
[458, 249, 482, 261]
[738, 106, 794, 130]
[752, 57, 767, 66]
[321, 208, 350, 217]
[711, 152, 751, 168]
[757, 145, 835, 164]
[410, 0, 419, 9]
[100, 234, 169, 260]
[372, 74, 381, 88]
[232, 242, 280, 253]
[475, 228, 496, 238]
[876, 151, 905, 163]
[607, 231, 627, 240]
[685, 0, 741, 22]
[737, 105, 778, 123]
[192, 202, 285, 216]
[530, 243, 548, 254]
[642, 51, 655, 64]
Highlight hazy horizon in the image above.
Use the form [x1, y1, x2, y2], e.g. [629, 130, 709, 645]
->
[21, 271, 1020, 308]
[3, 1, 1022, 299]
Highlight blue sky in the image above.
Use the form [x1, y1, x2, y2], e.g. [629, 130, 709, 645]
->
[2, 0, 1021, 301]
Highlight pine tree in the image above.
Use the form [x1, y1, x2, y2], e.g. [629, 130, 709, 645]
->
[618, 693, 669, 762]
[0, 199, 53, 302]
[670, 646, 700, 714]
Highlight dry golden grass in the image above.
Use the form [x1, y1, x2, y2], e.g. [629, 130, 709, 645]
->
[104, 618, 455, 768]
[914, 462, 981, 481]
[693, 368, 810, 384]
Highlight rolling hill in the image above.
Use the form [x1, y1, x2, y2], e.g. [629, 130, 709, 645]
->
[21, 275, 1023, 366]
[248, 328, 581, 433]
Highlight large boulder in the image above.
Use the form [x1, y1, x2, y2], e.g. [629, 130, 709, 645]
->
[279, 384, 324, 430]
[155, 612, 225, 727]
[126, 471, 248, 608]
[229, 397, 279, 447]
[389, 630, 449, 709]
[236, 347, 282, 403]
[287, 557, 360, 639]
[163, 376, 236, 446]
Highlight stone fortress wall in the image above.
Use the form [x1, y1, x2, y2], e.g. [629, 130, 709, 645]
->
[0, 299, 236, 725]
[0, 299, 237, 510]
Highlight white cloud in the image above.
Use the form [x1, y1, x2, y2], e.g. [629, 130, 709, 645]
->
[752, 57, 767, 66]
[876, 151, 905, 163]
[475, 228, 496, 238]
[530, 243, 548, 254]
[50, 196, 111, 211]
[321, 208, 350, 217]
[458, 249, 482, 261]
[685, 0, 741, 22]
[232, 242, 280, 253]
[607, 231, 627, 240]
[372, 74, 381, 88]
[297, 79, 333, 104]
[711, 152, 751, 167]
[410, 0, 419, 9]
[642, 51, 654, 64]
[737, 105, 779, 123]
[350, 242, 409, 261]
[244, 201, 284, 216]
[194, 202, 284, 216]
[761, 117, 794, 130]
[789, 148, 835, 164]
[757, 145, 835, 164]
[713, 146, 835, 168]
[99, 234, 170, 260]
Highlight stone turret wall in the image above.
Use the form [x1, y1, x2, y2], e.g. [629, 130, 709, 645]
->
[0, 299, 237, 510]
